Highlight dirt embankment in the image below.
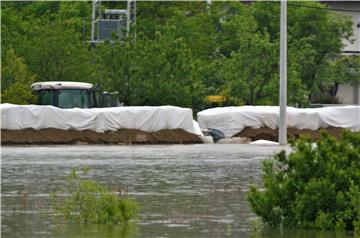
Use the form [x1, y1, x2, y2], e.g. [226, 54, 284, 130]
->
[235, 126, 343, 142]
[1, 128, 202, 145]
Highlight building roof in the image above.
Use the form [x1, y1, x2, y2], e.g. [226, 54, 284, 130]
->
[31, 81, 94, 91]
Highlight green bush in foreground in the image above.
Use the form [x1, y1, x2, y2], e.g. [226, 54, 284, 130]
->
[50, 167, 139, 225]
[248, 130, 360, 231]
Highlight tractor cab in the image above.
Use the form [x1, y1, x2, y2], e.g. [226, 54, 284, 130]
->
[31, 81, 120, 109]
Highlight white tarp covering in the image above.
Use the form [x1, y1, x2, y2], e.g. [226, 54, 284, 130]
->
[198, 106, 360, 138]
[1, 103, 202, 135]
[250, 140, 279, 145]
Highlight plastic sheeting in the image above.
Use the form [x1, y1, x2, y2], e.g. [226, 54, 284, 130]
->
[1, 103, 202, 135]
[197, 106, 360, 138]
[250, 140, 279, 145]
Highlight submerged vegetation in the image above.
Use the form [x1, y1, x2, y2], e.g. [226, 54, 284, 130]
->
[2, 2, 359, 108]
[50, 167, 139, 225]
[248, 130, 360, 231]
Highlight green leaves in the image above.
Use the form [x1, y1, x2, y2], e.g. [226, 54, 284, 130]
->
[50, 168, 139, 225]
[248, 130, 360, 230]
[1, 49, 36, 104]
[91, 9, 209, 109]
[1, 2, 98, 104]
[1, 1, 357, 107]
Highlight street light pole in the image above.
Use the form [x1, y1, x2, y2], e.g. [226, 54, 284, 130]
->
[279, 0, 287, 145]
[91, 0, 97, 43]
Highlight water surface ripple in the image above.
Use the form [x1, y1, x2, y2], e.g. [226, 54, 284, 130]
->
[2, 144, 346, 237]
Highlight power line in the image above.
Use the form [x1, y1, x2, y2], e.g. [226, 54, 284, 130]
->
[288, 3, 360, 13]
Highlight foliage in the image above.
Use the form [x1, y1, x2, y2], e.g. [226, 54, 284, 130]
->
[92, 9, 211, 109]
[20, 21, 96, 82]
[1, 1, 357, 108]
[50, 167, 139, 225]
[315, 55, 360, 103]
[1, 49, 36, 104]
[252, 1, 354, 103]
[248, 130, 360, 231]
[218, 29, 279, 105]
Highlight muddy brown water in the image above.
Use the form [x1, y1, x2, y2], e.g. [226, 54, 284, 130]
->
[1, 144, 353, 238]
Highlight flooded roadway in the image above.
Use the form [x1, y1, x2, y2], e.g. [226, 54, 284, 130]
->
[1, 144, 349, 237]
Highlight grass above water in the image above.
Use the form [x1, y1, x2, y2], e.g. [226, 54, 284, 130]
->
[50, 167, 139, 225]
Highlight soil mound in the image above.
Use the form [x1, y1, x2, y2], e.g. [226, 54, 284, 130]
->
[1, 128, 202, 145]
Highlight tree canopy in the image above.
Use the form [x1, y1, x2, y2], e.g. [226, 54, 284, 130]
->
[1, 1, 358, 109]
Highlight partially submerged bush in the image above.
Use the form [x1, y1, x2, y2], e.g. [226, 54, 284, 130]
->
[248, 130, 360, 231]
[50, 167, 139, 225]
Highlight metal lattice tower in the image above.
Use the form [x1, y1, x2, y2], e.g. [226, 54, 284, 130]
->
[91, 0, 136, 44]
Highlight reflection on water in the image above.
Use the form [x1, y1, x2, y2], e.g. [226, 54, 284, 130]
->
[51, 223, 138, 238]
[0, 144, 352, 237]
[252, 228, 354, 238]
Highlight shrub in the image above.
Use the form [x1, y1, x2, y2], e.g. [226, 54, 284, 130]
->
[248, 130, 360, 231]
[50, 167, 139, 225]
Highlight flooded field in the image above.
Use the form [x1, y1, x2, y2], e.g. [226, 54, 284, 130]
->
[1, 144, 352, 237]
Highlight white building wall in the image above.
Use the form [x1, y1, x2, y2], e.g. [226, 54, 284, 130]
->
[326, 1, 360, 54]
[326, 1, 360, 105]
[337, 83, 360, 105]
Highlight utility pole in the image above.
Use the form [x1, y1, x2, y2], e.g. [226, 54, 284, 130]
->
[279, 0, 287, 145]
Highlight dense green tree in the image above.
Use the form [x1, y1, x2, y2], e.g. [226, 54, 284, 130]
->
[252, 1, 354, 102]
[95, 24, 207, 109]
[248, 131, 360, 231]
[20, 21, 96, 82]
[204, 2, 308, 106]
[1, 2, 96, 81]
[1, 49, 36, 104]
[315, 55, 360, 103]
[1, 1, 357, 108]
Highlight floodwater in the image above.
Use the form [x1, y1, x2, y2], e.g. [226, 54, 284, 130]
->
[1, 144, 352, 238]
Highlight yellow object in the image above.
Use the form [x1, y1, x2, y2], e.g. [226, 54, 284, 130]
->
[206, 95, 227, 103]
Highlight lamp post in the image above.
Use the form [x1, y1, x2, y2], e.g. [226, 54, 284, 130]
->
[91, 0, 97, 43]
[279, 0, 287, 145]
